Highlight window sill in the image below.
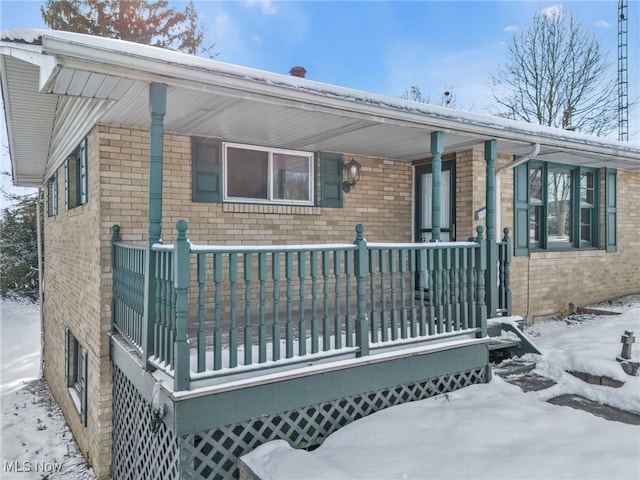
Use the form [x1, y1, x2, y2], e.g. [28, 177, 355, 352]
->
[68, 386, 82, 415]
[223, 203, 321, 216]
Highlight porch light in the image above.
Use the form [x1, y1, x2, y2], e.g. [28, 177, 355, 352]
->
[343, 158, 361, 193]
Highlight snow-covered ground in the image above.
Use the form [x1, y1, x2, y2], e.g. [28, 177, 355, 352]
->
[0, 299, 95, 479]
[1, 297, 639, 480]
[243, 299, 640, 480]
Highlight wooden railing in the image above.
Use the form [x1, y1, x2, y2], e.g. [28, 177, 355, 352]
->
[111, 225, 146, 354]
[497, 228, 512, 316]
[111, 223, 491, 391]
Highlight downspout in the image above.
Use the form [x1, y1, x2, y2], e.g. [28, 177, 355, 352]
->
[495, 143, 540, 235]
[36, 187, 44, 378]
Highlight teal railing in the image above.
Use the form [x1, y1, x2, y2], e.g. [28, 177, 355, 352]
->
[497, 228, 512, 316]
[111, 225, 146, 354]
[140, 222, 487, 391]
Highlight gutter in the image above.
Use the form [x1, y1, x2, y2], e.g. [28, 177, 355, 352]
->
[496, 143, 540, 236]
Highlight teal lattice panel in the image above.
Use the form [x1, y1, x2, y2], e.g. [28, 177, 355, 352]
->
[112, 366, 179, 479]
[177, 367, 485, 479]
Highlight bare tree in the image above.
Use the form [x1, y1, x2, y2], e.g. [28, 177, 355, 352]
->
[401, 86, 457, 108]
[491, 6, 618, 136]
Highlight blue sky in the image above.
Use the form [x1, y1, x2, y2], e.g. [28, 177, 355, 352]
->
[0, 0, 638, 193]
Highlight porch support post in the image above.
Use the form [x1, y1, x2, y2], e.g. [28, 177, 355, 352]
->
[354, 224, 370, 357]
[142, 82, 167, 368]
[484, 139, 498, 318]
[430, 131, 444, 242]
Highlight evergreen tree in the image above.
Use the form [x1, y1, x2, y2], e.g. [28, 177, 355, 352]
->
[41, 0, 213, 55]
[0, 192, 41, 301]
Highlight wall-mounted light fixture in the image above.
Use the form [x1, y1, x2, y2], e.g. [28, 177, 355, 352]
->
[342, 158, 361, 193]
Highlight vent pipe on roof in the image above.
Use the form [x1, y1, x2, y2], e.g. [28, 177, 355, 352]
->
[289, 66, 307, 78]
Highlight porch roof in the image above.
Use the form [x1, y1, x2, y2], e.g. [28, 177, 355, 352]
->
[2, 29, 640, 187]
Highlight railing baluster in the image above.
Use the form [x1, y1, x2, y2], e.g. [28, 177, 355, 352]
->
[298, 251, 306, 356]
[434, 248, 444, 334]
[344, 249, 353, 347]
[417, 248, 427, 336]
[369, 250, 378, 343]
[333, 250, 342, 349]
[443, 249, 452, 332]
[229, 253, 238, 368]
[427, 249, 436, 335]
[408, 248, 417, 338]
[285, 252, 294, 358]
[244, 253, 253, 366]
[196, 253, 206, 372]
[310, 251, 319, 354]
[399, 249, 408, 339]
[379, 250, 388, 342]
[213, 252, 222, 370]
[258, 252, 267, 364]
[389, 249, 398, 340]
[271, 252, 281, 361]
[468, 246, 477, 329]
[322, 251, 331, 351]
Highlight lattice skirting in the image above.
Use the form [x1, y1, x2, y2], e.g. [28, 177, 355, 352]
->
[179, 367, 485, 480]
[112, 366, 484, 479]
[112, 366, 179, 479]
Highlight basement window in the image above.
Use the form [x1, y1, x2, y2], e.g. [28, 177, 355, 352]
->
[65, 328, 88, 426]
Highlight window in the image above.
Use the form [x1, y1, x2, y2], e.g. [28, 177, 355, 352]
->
[192, 137, 342, 207]
[223, 143, 313, 205]
[65, 328, 88, 426]
[65, 138, 88, 210]
[514, 161, 613, 255]
[46, 173, 58, 217]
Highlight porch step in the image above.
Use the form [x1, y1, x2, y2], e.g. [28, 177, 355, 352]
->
[492, 358, 537, 377]
[488, 337, 521, 351]
[548, 395, 640, 425]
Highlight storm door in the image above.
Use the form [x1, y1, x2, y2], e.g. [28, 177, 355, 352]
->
[415, 161, 456, 242]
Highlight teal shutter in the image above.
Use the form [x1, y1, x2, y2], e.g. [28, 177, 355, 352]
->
[79, 138, 88, 205]
[513, 163, 529, 256]
[64, 159, 69, 211]
[320, 152, 343, 208]
[192, 137, 222, 203]
[80, 348, 88, 426]
[605, 168, 617, 253]
[53, 172, 58, 215]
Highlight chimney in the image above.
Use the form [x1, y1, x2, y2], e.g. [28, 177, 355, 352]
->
[289, 66, 307, 78]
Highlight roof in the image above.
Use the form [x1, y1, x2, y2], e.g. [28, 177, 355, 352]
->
[2, 28, 640, 187]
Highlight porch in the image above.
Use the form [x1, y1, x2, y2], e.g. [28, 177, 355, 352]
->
[109, 220, 513, 478]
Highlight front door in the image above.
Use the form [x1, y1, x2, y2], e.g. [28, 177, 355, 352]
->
[415, 161, 456, 242]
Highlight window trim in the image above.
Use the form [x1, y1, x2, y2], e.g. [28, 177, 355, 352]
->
[222, 142, 314, 206]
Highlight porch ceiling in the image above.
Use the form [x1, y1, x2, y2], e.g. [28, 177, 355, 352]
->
[2, 29, 640, 187]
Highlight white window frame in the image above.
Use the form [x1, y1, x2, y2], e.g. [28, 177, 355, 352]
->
[222, 142, 314, 206]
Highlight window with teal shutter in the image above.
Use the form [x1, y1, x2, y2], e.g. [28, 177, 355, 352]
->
[65, 327, 88, 427]
[514, 161, 603, 255]
[192, 137, 222, 203]
[320, 152, 343, 208]
[65, 138, 88, 210]
[605, 168, 617, 252]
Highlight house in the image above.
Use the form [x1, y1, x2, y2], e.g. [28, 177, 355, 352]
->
[1, 29, 639, 479]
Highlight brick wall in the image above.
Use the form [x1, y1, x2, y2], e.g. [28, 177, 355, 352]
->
[43, 127, 112, 479]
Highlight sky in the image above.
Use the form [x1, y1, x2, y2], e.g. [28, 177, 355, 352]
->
[2, 296, 638, 479]
[0, 0, 639, 195]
